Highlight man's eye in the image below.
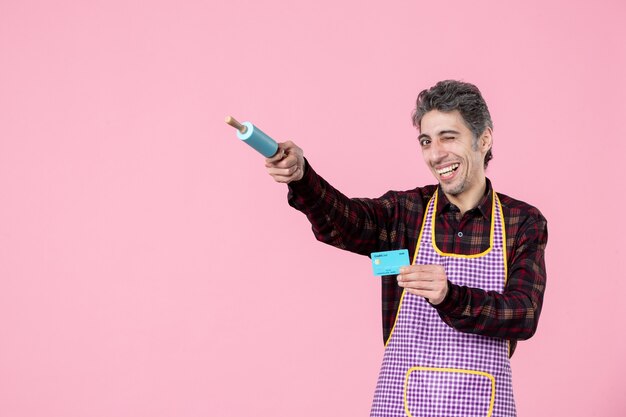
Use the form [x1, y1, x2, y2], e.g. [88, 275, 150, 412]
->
[443, 136, 455, 140]
[420, 139, 430, 146]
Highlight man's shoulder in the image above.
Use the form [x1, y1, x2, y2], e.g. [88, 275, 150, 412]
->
[378, 184, 439, 203]
[359, 184, 439, 214]
[495, 191, 547, 224]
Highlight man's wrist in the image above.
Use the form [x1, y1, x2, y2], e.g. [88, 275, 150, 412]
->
[288, 159, 317, 195]
[432, 281, 458, 313]
[289, 158, 309, 185]
[287, 158, 321, 208]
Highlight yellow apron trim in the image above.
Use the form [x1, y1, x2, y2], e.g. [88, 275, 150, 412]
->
[383, 195, 434, 348]
[430, 190, 496, 258]
[403, 367, 496, 417]
[496, 193, 508, 284]
[495, 193, 511, 356]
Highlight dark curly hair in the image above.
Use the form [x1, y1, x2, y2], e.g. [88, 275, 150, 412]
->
[412, 80, 493, 168]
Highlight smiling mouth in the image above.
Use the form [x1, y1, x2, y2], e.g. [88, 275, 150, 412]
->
[436, 163, 460, 178]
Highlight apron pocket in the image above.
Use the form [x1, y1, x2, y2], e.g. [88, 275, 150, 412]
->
[404, 366, 495, 417]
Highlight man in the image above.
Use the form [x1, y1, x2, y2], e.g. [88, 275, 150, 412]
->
[265, 80, 547, 417]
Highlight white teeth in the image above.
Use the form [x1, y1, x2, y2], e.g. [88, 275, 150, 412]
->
[436, 163, 459, 175]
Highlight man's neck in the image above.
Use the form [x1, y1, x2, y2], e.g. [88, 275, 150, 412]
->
[444, 177, 487, 215]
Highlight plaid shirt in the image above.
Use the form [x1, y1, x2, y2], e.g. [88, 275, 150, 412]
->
[288, 161, 548, 356]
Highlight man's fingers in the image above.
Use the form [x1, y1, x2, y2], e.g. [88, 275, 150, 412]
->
[399, 281, 434, 291]
[397, 272, 439, 282]
[397, 275, 439, 288]
[267, 165, 302, 184]
[265, 152, 286, 165]
[405, 288, 437, 297]
[265, 153, 297, 168]
[265, 145, 289, 164]
[264, 140, 304, 184]
[397, 264, 448, 305]
[400, 264, 444, 274]
[266, 164, 299, 177]
[271, 175, 292, 184]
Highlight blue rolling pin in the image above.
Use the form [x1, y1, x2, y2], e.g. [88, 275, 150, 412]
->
[225, 116, 279, 157]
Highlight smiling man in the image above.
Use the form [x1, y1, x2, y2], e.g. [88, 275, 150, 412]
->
[265, 80, 547, 417]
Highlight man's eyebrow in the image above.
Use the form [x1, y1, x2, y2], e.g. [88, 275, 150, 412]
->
[438, 130, 461, 136]
[418, 130, 460, 140]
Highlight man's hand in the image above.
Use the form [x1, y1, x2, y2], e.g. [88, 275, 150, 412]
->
[397, 264, 449, 305]
[265, 141, 305, 183]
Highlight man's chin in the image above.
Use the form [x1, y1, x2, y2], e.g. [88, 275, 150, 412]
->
[439, 181, 464, 197]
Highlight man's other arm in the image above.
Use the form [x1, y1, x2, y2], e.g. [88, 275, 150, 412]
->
[434, 213, 548, 341]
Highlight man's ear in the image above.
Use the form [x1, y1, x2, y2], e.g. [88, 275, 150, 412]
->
[480, 127, 493, 154]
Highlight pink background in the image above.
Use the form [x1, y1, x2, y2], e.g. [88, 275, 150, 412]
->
[1, 0, 625, 416]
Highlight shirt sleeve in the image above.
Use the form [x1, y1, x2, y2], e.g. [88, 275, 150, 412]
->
[287, 159, 398, 256]
[433, 213, 548, 341]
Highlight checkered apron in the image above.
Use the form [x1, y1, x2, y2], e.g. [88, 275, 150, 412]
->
[370, 192, 516, 417]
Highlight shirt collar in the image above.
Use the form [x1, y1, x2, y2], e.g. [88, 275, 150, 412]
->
[436, 178, 493, 220]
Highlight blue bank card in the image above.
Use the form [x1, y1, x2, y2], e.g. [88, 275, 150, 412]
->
[371, 249, 410, 276]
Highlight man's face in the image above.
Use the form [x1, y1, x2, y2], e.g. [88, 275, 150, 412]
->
[418, 110, 490, 199]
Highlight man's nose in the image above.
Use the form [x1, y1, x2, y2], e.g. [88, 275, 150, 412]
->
[430, 140, 447, 161]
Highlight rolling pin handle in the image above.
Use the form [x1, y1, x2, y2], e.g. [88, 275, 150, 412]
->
[225, 116, 248, 134]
